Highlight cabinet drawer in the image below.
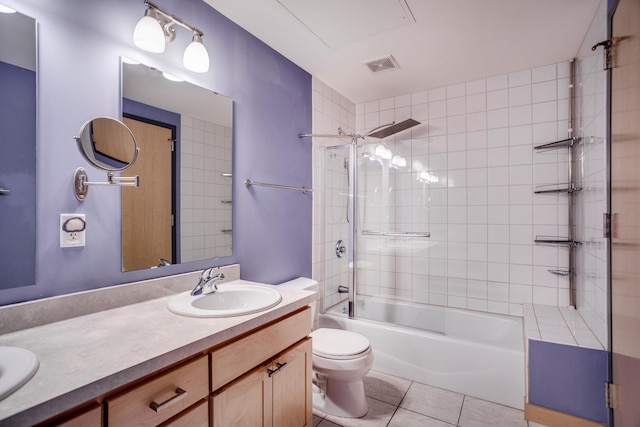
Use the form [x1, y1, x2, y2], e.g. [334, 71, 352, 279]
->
[160, 399, 208, 427]
[106, 355, 208, 427]
[210, 307, 311, 390]
[51, 403, 102, 427]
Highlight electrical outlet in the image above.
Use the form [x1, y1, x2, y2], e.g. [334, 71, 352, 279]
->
[60, 214, 86, 248]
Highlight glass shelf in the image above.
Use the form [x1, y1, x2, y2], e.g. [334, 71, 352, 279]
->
[534, 236, 582, 247]
[534, 183, 582, 194]
[533, 137, 581, 151]
[548, 269, 573, 277]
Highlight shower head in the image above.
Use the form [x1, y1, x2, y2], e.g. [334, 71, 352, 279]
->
[366, 118, 420, 139]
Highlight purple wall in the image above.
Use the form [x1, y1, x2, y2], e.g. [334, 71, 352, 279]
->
[529, 340, 610, 424]
[0, 61, 36, 290]
[0, 0, 311, 305]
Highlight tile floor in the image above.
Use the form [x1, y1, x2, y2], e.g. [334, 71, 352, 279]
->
[312, 371, 545, 427]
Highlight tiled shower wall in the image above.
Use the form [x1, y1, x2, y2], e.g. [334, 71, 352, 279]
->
[180, 116, 233, 263]
[311, 79, 356, 313]
[355, 63, 570, 317]
[313, 61, 575, 317]
[573, 0, 608, 347]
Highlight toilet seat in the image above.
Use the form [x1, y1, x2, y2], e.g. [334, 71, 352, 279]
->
[310, 328, 370, 360]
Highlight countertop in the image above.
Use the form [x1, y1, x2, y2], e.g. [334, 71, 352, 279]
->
[0, 277, 316, 426]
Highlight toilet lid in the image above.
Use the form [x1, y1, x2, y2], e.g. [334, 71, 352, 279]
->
[310, 328, 370, 358]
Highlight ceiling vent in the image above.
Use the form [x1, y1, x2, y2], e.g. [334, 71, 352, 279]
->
[364, 55, 399, 73]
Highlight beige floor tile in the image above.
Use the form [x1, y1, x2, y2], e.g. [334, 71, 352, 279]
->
[317, 418, 343, 427]
[364, 370, 412, 406]
[400, 382, 464, 425]
[388, 408, 456, 426]
[458, 396, 527, 427]
[321, 396, 397, 427]
[314, 414, 327, 426]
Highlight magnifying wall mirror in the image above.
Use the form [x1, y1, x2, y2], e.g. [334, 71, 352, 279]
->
[121, 58, 233, 272]
[73, 117, 140, 201]
[0, 8, 37, 290]
[74, 117, 139, 171]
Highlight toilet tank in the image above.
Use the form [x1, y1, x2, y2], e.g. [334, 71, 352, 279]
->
[278, 277, 318, 330]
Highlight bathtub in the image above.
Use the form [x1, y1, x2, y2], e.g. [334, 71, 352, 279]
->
[321, 297, 525, 409]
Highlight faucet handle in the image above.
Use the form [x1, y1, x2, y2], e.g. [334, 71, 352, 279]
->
[200, 267, 213, 281]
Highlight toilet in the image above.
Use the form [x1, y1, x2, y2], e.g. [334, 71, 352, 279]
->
[280, 278, 373, 418]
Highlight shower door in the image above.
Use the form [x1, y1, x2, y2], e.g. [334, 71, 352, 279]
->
[322, 136, 446, 332]
[321, 144, 354, 315]
[355, 138, 444, 331]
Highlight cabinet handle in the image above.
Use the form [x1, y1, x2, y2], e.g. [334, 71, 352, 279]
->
[267, 362, 288, 377]
[149, 387, 187, 412]
[0, 188, 9, 195]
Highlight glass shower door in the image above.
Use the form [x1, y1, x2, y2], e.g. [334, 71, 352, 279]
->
[321, 144, 353, 315]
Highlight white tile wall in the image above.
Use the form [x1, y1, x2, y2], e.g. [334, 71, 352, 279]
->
[311, 49, 608, 326]
[351, 62, 570, 317]
[180, 116, 232, 262]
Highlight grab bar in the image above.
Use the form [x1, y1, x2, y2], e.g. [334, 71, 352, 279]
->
[245, 179, 313, 193]
[362, 230, 430, 238]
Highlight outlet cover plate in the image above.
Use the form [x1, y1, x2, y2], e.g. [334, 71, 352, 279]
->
[60, 214, 86, 248]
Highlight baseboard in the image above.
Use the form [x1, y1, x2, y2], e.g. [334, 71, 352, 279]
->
[524, 403, 607, 427]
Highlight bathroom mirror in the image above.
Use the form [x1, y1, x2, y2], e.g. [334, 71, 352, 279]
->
[74, 117, 139, 171]
[0, 8, 37, 290]
[121, 58, 233, 271]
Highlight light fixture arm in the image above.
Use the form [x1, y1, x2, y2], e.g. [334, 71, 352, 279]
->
[144, 0, 204, 37]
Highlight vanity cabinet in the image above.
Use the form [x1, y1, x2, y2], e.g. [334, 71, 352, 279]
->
[211, 338, 312, 427]
[209, 307, 313, 426]
[50, 404, 102, 427]
[37, 306, 312, 427]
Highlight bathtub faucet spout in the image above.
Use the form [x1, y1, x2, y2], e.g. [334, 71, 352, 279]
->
[338, 285, 349, 293]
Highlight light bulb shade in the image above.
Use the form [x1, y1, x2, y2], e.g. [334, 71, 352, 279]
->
[382, 148, 393, 160]
[392, 155, 406, 167]
[183, 34, 209, 73]
[374, 144, 386, 157]
[133, 10, 165, 53]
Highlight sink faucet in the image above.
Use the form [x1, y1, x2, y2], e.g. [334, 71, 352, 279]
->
[191, 268, 225, 296]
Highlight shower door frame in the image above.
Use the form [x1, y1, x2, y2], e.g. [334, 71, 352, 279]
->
[322, 141, 359, 319]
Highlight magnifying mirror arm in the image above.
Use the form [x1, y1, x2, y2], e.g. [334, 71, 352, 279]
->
[74, 167, 140, 201]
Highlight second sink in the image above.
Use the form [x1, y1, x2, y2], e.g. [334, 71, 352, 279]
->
[168, 281, 282, 318]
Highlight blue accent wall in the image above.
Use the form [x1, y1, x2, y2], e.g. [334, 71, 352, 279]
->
[0, 0, 312, 305]
[529, 340, 610, 424]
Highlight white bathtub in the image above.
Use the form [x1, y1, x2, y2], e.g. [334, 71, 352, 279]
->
[321, 297, 525, 409]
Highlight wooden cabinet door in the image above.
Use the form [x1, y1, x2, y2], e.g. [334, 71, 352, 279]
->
[212, 368, 272, 427]
[271, 338, 312, 427]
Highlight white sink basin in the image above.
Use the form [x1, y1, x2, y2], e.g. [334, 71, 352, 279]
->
[168, 283, 282, 318]
[0, 346, 39, 400]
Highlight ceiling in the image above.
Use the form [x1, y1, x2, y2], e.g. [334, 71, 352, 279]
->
[204, 0, 601, 104]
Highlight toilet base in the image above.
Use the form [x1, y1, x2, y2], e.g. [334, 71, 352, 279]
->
[312, 377, 368, 418]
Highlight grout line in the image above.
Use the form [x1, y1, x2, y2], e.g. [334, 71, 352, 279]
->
[457, 395, 466, 426]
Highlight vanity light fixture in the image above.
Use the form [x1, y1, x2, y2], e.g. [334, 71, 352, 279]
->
[133, 0, 210, 73]
[162, 71, 183, 82]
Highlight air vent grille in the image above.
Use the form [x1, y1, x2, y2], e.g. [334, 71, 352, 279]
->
[364, 55, 399, 73]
